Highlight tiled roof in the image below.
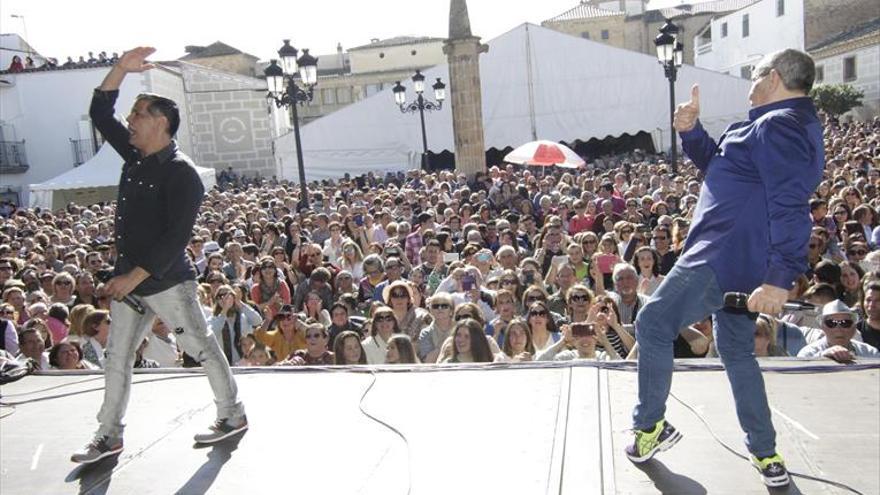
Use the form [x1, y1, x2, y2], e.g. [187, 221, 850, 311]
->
[348, 36, 446, 51]
[808, 16, 880, 52]
[180, 41, 257, 60]
[545, 4, 625, 22]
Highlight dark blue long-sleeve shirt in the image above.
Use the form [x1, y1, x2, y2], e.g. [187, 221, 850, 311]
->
[677, 97, 824, 293]
[90, 89, 202, 296]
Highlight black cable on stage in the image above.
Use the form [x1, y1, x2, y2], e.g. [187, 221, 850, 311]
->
[357, 369, 412, 495]
[670, 392, 866, 495]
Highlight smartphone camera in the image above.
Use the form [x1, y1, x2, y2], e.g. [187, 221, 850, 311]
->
[571, 323, 596, 337]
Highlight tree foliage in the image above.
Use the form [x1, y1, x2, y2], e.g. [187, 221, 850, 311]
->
[810, 83, 864, 118]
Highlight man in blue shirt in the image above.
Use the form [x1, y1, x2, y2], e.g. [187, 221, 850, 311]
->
[626, 49, 824, 489]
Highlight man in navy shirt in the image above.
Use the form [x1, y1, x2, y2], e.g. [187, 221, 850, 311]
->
[72, 47, 247, 465]
[626, 49, 824, 489]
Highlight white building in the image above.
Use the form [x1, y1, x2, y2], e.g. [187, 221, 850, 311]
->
[809, 18, 880, 121]
[0, 64, 191, 206]
[694, 0, 804, 78]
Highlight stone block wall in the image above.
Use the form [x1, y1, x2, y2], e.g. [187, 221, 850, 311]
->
[179, 62, 275, 178]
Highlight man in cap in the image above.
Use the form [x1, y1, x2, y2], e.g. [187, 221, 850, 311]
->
[797, 300, 878, 362]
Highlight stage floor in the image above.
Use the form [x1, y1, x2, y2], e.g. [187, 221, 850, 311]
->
[1, 360, 878, 495]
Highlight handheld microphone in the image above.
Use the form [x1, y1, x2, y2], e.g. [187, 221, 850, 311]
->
[95, 271, 146, 315]
[723, 292, 815, 313]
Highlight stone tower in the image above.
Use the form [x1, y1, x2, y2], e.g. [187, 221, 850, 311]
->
[443, 0, 488, 177]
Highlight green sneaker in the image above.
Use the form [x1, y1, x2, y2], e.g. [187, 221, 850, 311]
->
[751, 453, 790, 488]
[625, 419, 682, 463]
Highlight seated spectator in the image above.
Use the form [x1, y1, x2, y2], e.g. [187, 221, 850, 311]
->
[240, 342, 275, 366]
[495, 318, 535, 362]
[385, 334, 419, 364]
[797, 300, 879, 363]
[333, 330, 367, 365]
[755, 315, 787, 357]
[443, 318, 494, 363]
[382, 280, 432, 341]
[327, 302, 363, 348]
[362, 306, 401, 365]
[254, 304, 305, 362]
[143, 318, 180, 368]
[48, 341, 98, 370]
[283, 323, 334, 365]
[16, 327, 49, 370]
[857, 282, 880, 350]
[80, 309, 111, 368]
[67, 304, 96, 342]
[418, 292, 456, 363]
[45, 303, 70, 344]
[1, 308, 17, 355]
[209, 284, 262, 366]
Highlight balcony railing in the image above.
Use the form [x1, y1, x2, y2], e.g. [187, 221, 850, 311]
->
[696, 42, 713, 56]
[71, 138, 97, 166]
[0, 140, 29, 174]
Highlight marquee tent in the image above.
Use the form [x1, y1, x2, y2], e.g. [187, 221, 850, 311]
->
[29, 144, 216, 210]
[275, 23, 754, 182]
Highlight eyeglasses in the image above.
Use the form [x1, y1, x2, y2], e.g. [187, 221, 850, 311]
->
[501, 278, 517, 285]
[824, 318, 854, 328]
[431, 303, 451, 310]
[834, 211, 847, 215]
[529, 310, 548, 317]
[390, 291, 409, 298]
[525, 296, 545, 303]
[0, 310, 14, 316]
[261, 265, 276, 270]
[621, 229, 633, 235]
[570, 295, 589, 303]
[306, 333, 324, 340]
[848, 250, 867, 256]
[374, 314, 395, 322]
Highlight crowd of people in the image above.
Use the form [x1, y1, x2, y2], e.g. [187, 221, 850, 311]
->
[3, 51, 118, 74]
[1, 116, 879, 373]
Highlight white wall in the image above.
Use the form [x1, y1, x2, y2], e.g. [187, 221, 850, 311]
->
[694, 0, 804, 77]
[0, 66, 190, 205]
[815, 43, 880, 120]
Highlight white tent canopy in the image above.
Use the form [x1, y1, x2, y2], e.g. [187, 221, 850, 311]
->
[29, 144, 217, 210]
[276, 23, 752, 182]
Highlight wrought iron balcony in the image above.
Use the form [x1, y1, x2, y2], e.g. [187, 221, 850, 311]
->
[0, 140, 28, 174]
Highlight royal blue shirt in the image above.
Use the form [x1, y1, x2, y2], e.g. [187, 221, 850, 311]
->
[677, 97, 824, 293]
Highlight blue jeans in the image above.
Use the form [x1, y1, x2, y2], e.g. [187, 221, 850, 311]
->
[96, 280, 244, 438]
[632, 263, 776, 458]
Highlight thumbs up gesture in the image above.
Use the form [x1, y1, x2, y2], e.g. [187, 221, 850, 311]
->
[673, 84, 700, 132]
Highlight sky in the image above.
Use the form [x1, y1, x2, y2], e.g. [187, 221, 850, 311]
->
[1, 0, 689, 62]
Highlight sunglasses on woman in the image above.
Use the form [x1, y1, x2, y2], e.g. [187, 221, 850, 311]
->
[374, 314, 395, 322]
[529, 310, 548, 317]
[431, 303, 451, 310]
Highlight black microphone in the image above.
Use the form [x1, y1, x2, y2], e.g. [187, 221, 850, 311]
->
[95, 271, 146, 315]
[723, 292, 816, 313]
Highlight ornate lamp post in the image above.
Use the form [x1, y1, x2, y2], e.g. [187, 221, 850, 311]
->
[392, 70, 446, 171]
[654, 20, 684, 174]
[264, 39, 318, 211]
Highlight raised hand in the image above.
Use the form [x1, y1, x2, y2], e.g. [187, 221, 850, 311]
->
[117, 47, 157, 73]
[673, 84, 700, 132]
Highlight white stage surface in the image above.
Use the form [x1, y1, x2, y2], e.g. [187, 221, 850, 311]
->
[1, 359, 878, 494]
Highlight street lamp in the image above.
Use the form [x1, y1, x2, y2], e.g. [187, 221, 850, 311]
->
[655, 19, 684, 174]
[264, 39, 319, 211]
[392, 70, 446, 171]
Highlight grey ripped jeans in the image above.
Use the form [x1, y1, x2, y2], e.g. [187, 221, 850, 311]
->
[96, 280, 244, 439]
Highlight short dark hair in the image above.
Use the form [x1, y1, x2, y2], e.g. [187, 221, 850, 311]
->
[136, 93, 181, 137]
